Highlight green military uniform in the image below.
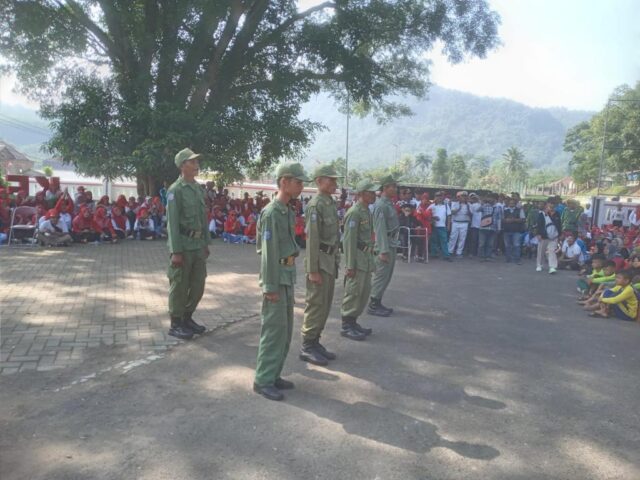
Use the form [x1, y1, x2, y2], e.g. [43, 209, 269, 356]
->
[301, 165, 342, 351]
[167, 149, 209, 337]
[341, 181, 379, 337]
[254, 163, 309, 388]
[370, 175, 400, 312]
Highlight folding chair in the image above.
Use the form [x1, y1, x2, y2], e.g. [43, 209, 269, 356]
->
[8, 206, 38, 247]
[408, 228, 429, 264]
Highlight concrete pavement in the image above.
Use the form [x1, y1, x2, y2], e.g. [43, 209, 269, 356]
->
[1, 242, 639, 479]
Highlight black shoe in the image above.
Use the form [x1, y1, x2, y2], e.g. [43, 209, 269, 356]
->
[274, 377, 295, 390]
[315, 340, 336, 360]
[353, 322, 372, 336]
[340, 325, 366, 341]
[168, 325, 194, 340]
[299, 343, 329, 366]
[184, 314, 206, 334]
[253, 383, 284, 401]
[378, 302, 394, 315]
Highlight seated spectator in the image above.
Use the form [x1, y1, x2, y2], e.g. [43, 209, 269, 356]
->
[72, 206, 100, 243]
[84, 191, 96, 211]
[579, 260, 618, 306]
[125, 196, 138, 228]
[97, 195, 111, 209]
[223, 211, 243, 244]
[243, 214, 257, 244]
[559, 235, 583, 270]
[38, 209, 73, 247]
[589, 270, 638, 321]
[94, 205, 118, 243]
[150, 196, 165, 238]
[294, 213, 306, 248]
[110, 206, 130, 239]
[134, 208, 156, 240]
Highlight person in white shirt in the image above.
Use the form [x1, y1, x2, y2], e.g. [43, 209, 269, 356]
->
[448, 191, 472, 258]
[558, 235, 583, 270]
[38, 209, 72, 246]
[629, 207, 640, 227]
[466, 193, 482, 256]
[427, 191, 452, 261]
[608, 204, 625, 227]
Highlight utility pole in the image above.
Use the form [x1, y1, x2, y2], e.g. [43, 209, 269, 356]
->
[345, 92, 350, 189]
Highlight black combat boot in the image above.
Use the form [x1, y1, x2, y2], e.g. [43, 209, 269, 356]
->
[315, 336, 336, 360]
[299, 339, 329, 366]
[168, 316, 194, 340]
[353, 320, 373, 336]
[378, 301, 394, 315]
[183, 312, 206, 334]
[367, 298, 391, 317]
[253, 383, 284, 401]
[341, 316, 366, 341]
[274, 377, 295, 390]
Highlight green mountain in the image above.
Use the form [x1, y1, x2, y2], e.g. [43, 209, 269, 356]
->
[300, 86, 594, 170]
[1, 86, 594, 171]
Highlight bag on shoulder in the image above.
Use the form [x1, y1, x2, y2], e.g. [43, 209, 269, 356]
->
[480, 207, 494, 227]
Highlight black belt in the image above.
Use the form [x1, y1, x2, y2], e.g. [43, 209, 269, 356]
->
[319, 243, 338, 255]
[357, 241, 375, 254]
[180, 226, 203, 239]
[453, 220, 470, 223]
[279, 256, 296, 266]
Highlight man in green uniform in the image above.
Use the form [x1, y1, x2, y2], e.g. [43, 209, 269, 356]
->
[341, 180, 379, 340]
[166, 148, 210, 340]
[254, 163, 309, 401]
[368, 175, 399, 317]
[299, 164, 342, 366]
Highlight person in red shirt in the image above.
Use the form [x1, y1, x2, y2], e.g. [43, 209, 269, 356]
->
[111, 205, 130, 239]
[243, 214, 257, 244]
[72, 206, 100, 243]
[295, 213, 306, 248]
[223, 211, 242, 243]
[94, 205, 118, 243]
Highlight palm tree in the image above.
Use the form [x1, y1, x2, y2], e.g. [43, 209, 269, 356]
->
[415, 153, 432, 181]
[501, 147, 529, 191]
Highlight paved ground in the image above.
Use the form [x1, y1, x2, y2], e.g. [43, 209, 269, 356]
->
[1, 241, 639, 479]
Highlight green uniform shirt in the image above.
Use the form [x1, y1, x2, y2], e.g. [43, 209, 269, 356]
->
[342, 202, 375, 272]
[373, 195, 400, 254]
[304, 193, 341, 276]
[257, 199, 299, 293]
[166, 177, 209, 254]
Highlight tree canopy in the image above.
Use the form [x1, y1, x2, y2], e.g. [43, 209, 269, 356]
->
[1, 0, 499, 193]
[565, 82, 640, 188]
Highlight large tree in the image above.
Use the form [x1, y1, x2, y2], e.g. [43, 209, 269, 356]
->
[565, 82, 640, 189]
[0, 0, 499, 193]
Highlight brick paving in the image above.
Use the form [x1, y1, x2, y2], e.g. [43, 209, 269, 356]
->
[0, 240, 263, 374]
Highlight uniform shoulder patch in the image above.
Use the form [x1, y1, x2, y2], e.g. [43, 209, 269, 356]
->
[348, 219, 356, 228]
[263, 230, 272, 241]
[167, 192, 175, 202]
[311, 212, 318, 223]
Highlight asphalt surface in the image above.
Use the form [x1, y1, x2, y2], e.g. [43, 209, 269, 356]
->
[2, 252, 640, 480]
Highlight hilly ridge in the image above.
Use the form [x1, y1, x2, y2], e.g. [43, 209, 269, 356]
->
[300, 86, 594, 170]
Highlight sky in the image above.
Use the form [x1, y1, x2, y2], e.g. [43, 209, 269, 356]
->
[1, 0, 639, 112]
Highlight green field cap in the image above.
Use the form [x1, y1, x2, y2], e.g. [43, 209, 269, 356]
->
[275, 163, 310, 182]
[312, 164, 343, 179]
[378, 174, 397, 187]
[175, 148, 201, 168]
[355, 180, 380, 193]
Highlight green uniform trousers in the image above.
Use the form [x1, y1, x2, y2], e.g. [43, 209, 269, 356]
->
[341, 269, 372, 319]
[370, 247, 396, 301]
[168, 248, 207, 317]
[255, 285, 294, 387]
[301, 271, 335, 341]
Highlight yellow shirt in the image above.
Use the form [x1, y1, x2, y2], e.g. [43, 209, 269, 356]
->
[600, 285, 638, 319]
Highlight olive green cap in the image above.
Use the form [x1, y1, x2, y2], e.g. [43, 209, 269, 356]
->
[275, 162, 310, 182]
[378, 174, 397, 187]
[312, 164, 343, 179]
[175, 148, 202, 168]
[354, 179, 380, 193]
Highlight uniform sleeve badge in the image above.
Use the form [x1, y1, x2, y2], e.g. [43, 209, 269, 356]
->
[348, 220, 356, 228]
[167, 192, 175, 202]
[311, 213, 317, 223]
[263, 230, 272, 241]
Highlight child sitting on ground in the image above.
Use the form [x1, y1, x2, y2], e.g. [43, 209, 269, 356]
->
[579, 260, 618, 308]
[589, 270, 638, 321]
[577, 254, 606, 297]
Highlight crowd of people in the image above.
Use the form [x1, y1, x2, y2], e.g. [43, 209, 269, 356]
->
[2, 181, 640, 288]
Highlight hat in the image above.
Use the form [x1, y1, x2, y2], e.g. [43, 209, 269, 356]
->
[456, 191, 469, 197]
[354, 179, 380, 193]
[312, 164, 342, 179]
[275, 163, 310, 182]
[378, 175, 397, 187]
[469, 192, 479, 198]
[175, 148, 202, 168]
